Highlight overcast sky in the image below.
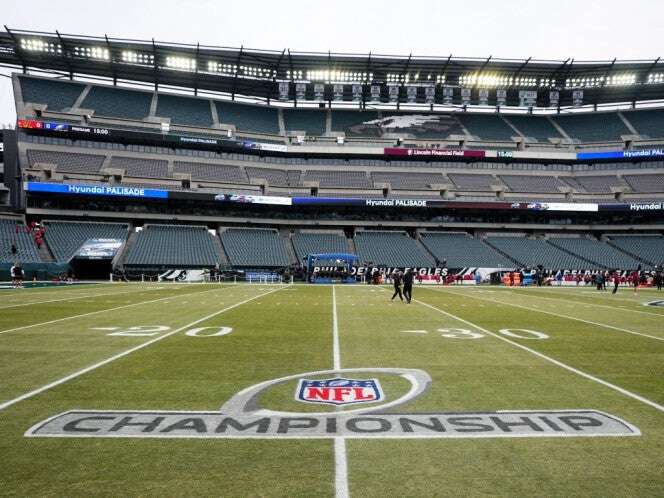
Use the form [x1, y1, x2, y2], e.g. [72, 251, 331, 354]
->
[2, 0, 663, 125]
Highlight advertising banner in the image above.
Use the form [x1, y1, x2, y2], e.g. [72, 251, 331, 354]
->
[25, 182, 169, 199]
[384, 148, 486, 158]
[76, 238, 124, 259]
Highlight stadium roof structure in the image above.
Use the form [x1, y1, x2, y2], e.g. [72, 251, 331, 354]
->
[1, 27, 663, 109]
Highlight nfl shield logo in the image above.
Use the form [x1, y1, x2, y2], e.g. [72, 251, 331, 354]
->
[296, 378, 383, 406]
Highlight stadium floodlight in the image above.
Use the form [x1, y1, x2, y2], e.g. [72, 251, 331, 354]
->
[566, 73, 637, 88]
[165, 56, 196, 71]
[286, 70, 304, 80]
[648, 73, 664, 84]
[72, 46, 110, 61]
[19, 38, 62, 55]
[121, 50, 154, 65]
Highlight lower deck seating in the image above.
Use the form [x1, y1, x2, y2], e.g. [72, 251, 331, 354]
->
[292, 231, 350, 262]
[43, 220, 129, 262]
[485, 236, 593, 269]
[27, 150, 105, 174]
[548, 237, 644, 269]
[220, 228, 289, 267]
[420, 232, 513, 267]
[0, 218, 41, 263]
[608, 235, 664, 266]
[125, 225, 220, 267]
[354, 231, 433, 267]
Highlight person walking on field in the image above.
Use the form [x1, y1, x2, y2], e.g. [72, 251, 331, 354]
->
[403, 269, 414, 304]
[391, 270, 404, 301]
[612, 270, 620, 294]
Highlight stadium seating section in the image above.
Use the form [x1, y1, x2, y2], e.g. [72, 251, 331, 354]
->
[354, 231, 433, 267]
[505, 116, 562, 141]
[19, 76, 84, 112]
[498, 175, 566, 193]
[27, 149, 105, 174]
[283, 109, 326, 135]
[548, 237, 644, 269]
[485, 236, 593, 269]
[18, 76, 664, 143]
[0, 218, 41, 263]
[623, 174, 664, 193]
[43, 220, 129, 262]
[292, 231, 350, 262]
[552, 113, 629, 142]
[458, 114, 515, 141]
[156, 94, 213, 127]
[420, 232, 513, 268]
[220, 228, 290, 267]
[82, 86, 152, 120]
[173, 162, 248, 183]
[622, 110, 664, 139]
[110, 156, 170, 178]
[608, 235, 664, 266]
[216, 101, 279, 134]
[125, 225, 220, 267]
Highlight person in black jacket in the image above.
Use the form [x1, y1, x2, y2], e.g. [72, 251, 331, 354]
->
[403, 269, 414, 304]
[391, 271, 404, 301]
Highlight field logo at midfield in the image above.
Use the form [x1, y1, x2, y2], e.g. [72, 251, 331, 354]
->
[297, 378, 382, 406]
[26, 367, 640, 439]
[645, 300, 664, 307]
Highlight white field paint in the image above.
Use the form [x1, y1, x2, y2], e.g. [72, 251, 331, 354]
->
[412, 297, 664, 414]
[0, 286, 283, 412]
[502, 288, 664, 318]
[0, 286, 239, 336]
[0, 286, 171, 310]
[332, 285, 350, 498]
[433, 287, 664, 343]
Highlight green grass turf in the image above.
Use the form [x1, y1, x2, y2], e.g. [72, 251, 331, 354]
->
[0, 283, 663, 496]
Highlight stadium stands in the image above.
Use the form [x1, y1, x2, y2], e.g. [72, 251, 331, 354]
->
[553, 113, 629, 142]
[331, 111, 379, 136]
[354, 231, 434, 267]
[110, 156, 170, 178]
[27, 149, 105, 174]
[622, 174, 664, 193]
[548, 237, 643, 269]
[220, 228, 290, 267]
[302, 170, 371, 188]
[43, 220, 129, 262]
[0, 218, 41, 263]
[125, 225, 220, 267]
[608, 235, 664, 266]
[156, 94, 213, 127]
[173, 161, 248, 183]
[622, 110, 664, 138]
[485, 236, 593, 269]
[371, 172, 446, 189]
[81, 86, 152, 120]
[447, 173, 497, 191]
[505, 116, 562, 141]
[420, 232, 513, 268]
[292, 231, 350, 261]
[574, 175, 627, 193]
[19, 76, 84, 112]
[498, 175, 566, 193]
[458, 114, 515, 141]
[283, 109, 326, 135]
[246, 167, 291, 186]
[216, 101, 280, 134]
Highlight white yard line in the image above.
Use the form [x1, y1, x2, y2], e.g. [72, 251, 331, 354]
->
[503, 288, 664, 317]
[0, 286, 282, 412]
[0, 286, 170, 310]
[413, 297, 664, 414]
[332, 285, 350, 498]
[0, 286, 235, 336]
[432, 287, 664, 343]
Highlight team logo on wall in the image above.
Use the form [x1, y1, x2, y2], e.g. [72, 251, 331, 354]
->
[297, 378, 382, 406]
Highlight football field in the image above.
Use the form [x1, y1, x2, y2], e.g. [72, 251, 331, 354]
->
[0, 282, 663, 497]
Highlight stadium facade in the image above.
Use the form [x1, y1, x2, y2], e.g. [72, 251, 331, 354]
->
[1, 28, 663, 280]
